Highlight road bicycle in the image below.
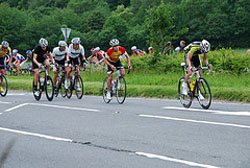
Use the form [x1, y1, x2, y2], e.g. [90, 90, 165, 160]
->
[178, 63, 212, 109]
[102, 69, 129, 104]
[0, 65, 8, 97]
[54, 64, 70, 98]
[67, 65, 84, 99]
[32, 65, 54, 101]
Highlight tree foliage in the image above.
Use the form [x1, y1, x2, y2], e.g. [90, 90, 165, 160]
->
[0, 0, 249, 55]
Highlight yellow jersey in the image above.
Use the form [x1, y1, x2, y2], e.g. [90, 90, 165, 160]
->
[0, 45, 11, 58]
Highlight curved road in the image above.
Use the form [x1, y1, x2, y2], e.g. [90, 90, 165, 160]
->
[0, 92, 250, 168]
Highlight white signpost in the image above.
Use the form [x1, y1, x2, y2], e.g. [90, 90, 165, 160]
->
[61, 27, 71, 42]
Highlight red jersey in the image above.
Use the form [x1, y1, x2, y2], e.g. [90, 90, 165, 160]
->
[106, 46, 126, 63]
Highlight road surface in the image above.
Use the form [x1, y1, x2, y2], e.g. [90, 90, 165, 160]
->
[0, 92, 249, 168]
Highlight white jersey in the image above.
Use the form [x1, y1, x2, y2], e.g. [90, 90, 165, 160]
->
[68, 44, 85, 59]
[52, 47, 69, 61]
[14, 53, 25, 62]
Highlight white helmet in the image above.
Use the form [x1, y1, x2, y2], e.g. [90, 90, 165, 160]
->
[148, 47, 153, 51]
[71, 37, 81, 44]
[131, 46, 137, 50]
[1, 41, 9, 48]
[109, 39, 119, 47]
[12, 49, 18, 54]
[94, 47, 100, 51]
[200, 39, 210, 53]
[39, 38, 48, 47]
[58, 40, 67, 47]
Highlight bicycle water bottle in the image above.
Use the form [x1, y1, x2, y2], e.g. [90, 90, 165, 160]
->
[112, 79, 116, 93]
[40, 77, 45, 86]
[190, 80, 195, 91]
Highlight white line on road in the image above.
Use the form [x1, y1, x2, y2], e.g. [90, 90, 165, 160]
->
[136, 152, 220, 168]
[0, 126, 73, 143]
[139, 114, 250, 129]
[4, 103, 100, 112]
[0, 126, 219, 168]
[0, 101, 12, 104]
[163, 106, 250, 116]
[7, 93, 26, 96]
[5, 103, 29, 112]
[28, 103, 100, 112]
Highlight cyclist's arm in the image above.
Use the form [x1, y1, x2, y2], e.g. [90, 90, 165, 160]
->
[187, 51, 193, 70]
[124, 51, 131, 68]
[203, 53, 209, 66]
[49, 52, 55, 64]
[103, 53, 114, 68]
[33, 54, 41, 67]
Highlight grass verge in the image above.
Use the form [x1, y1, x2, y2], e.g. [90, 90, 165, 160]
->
[6, 70, 250, 102]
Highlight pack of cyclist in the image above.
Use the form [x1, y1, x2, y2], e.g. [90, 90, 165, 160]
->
[0, 37, 211, 102]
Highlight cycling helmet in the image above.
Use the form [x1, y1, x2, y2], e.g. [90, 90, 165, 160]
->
[109, 39, 119, 47]
[12, 49, 18, 54]
[131, 46, 137, 50]
[58, 40, 67, 47]
[39, 38, 48, 47]
[1, 41, 9, 48]
[94, 47, 100, 51]
[148, 47, 153, 51]
[200, 39, 210, 53]
[71, 37, 81, 44]
[26, 50, 32, 55]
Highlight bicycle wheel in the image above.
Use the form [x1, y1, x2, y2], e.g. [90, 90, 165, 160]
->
[102, 77, 111, 103]
[32, 79, 42, 101]
[75, 75, 84, 99]
[45, 76, 54, 101]
[197, 77, 212, 109]
[116, 77, 126, 104]
[0, 75, 8, 97]
[178, 77, 192, 108]
[60, 77, 68, 98]
[67, 78, 73, 99]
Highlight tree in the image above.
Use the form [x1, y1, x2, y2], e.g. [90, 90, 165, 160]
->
[144, 1, 174, 49]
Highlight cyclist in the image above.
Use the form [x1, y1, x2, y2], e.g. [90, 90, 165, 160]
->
[52, 40, 70, 90]
[20, 50, 33, 71]
[12, 49, 26, 75]
[68, 37, 86, 74]
[88, 47, 105, 66]
[182, 39, 212, 99]
[131, 46, 145, 56]
[33, 38, 54, 96]
[0, 41, 11, 92]
[104, 39, 132, 100]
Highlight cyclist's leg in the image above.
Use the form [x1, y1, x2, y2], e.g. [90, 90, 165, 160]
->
[32, 60, 40, 90]
[33, 68, 39, 90]
[106, 62, 114, 93]
[116, 60, 124, 78]
[43, 59, 50, 73]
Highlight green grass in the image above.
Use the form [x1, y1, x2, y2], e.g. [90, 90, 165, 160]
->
[6, 69, 250, 102]
[5, 48, 250, 102]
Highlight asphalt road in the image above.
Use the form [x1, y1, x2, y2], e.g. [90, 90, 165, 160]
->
[0, 92, 250, 168]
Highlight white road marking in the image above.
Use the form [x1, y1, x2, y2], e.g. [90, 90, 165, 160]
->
[163, 106, 250, 116]
[0, 126, 219, 168]
[139, 114, 250, 129]
[28, 103, 100, 112]
[0, 126, 73, 142]
[0, 113, 2, 115]
[7, 93, 26, 96]
[0, 101, 12, 104]
[4, 102, 99, 113]
[5, 103, 29, 112]
[136, 152, 220, 168]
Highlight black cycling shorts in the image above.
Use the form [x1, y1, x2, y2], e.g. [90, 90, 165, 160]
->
[107, 60, 123, 73]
